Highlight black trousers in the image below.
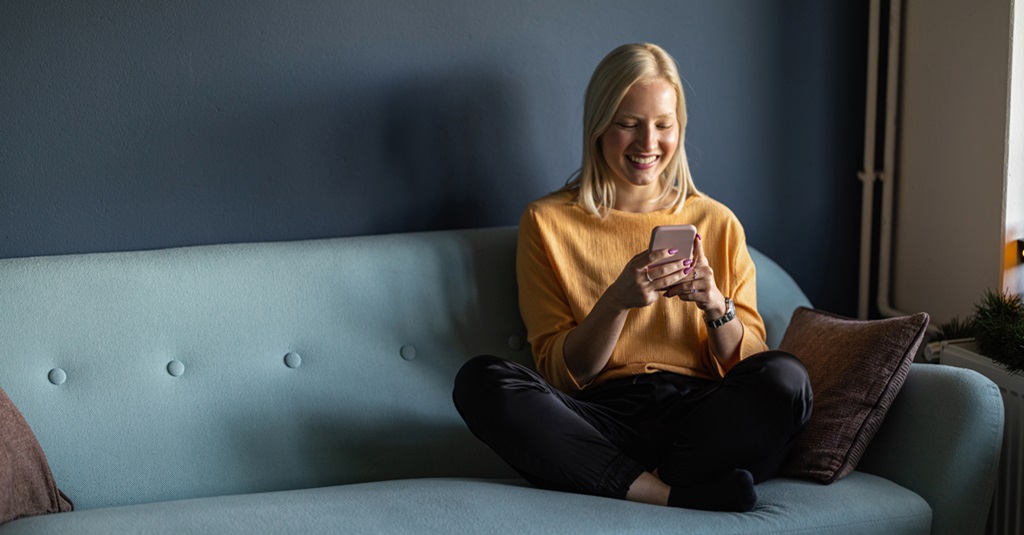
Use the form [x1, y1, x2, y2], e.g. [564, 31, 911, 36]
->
[453, 351, 812, 500]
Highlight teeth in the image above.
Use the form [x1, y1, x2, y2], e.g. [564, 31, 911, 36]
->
[628, 155, 658, 165]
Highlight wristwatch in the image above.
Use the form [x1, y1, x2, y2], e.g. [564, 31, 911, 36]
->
[704, 297, 736, 329]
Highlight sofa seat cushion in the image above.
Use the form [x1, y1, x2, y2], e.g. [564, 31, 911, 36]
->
[0, 474, 929, 534]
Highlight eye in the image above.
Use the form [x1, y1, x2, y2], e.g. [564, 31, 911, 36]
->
[617, 122, 637, 129]
[657, 123, 674, 130]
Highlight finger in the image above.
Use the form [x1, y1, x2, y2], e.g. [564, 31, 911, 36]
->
[644, 254, 688, 281]
[682, 233, 705, 277]
[630, 250, 662, 283]
[692, 231, 705, 264]
[668, 287, 700, 301]
[665, 279, 695, 298]
[645, 247, 679, 266]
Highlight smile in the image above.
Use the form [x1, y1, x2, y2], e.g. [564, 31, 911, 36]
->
[627, 155, 659, 165]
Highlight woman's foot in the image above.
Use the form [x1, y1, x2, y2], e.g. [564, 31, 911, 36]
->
[625, 471, 671, 506]
[667, 469, 757, 512]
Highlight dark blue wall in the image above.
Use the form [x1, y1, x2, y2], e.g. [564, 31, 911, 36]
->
[0, 1, 865, 315]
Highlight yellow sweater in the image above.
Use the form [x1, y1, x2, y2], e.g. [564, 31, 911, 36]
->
[516, 190, 768, 395]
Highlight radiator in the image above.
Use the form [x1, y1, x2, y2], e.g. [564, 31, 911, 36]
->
[931, 341, 1023, 535]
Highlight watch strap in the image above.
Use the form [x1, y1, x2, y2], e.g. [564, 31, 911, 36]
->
[705, 297, 736, 329]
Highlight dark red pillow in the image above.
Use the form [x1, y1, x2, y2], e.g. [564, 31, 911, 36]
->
[778, 307, 929, 483]
[0, 386, 73, 524]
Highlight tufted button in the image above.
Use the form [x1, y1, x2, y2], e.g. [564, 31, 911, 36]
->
[507, 335, 525, 351]
[166, 360, 185, 377]
[284, 352, 302, 369]
[400, 344, 417, 361]
[48, 368, 67, 386]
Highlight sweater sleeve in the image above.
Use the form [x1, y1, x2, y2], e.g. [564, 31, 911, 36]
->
[516, 207, 587, 393]
[706, 216, 769, 378]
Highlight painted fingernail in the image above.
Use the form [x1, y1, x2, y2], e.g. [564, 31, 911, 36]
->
[683, 259, 693, 266]
[684, 267, 693, 275]
[667, 248, 679, 255]
[696, 232, 702, 241]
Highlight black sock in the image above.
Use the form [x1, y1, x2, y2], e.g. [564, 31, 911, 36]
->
[667, 469, 757, 512]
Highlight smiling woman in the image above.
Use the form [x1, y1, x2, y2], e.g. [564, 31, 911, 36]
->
[564, 43, 699, 217]
[452, 43, 814, 513]
[599, 79, 680, 212]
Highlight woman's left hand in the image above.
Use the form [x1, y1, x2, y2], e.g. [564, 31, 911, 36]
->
[663, 232, 727, 317]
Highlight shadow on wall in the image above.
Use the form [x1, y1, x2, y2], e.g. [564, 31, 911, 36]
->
[372, 66, 537, 233]
[43, 62, 543, 255]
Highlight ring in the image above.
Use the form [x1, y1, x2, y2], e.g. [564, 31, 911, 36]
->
[645, 268, 653, 283]
[692, 270, 700, 280]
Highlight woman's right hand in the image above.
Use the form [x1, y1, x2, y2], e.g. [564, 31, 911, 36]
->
[607, 248, 691, 310]
[563, 247, 690, 386]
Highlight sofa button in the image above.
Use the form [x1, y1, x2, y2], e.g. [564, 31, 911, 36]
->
[284, 352, 302, 369]
[400, 344, 417, 361]
[48, 368, 67, 386]
[507, 335, 525, 351]
[167, 360, 185, 377]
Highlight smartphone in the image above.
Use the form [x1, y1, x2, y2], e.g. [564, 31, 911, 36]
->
[648, 224, 697, 268]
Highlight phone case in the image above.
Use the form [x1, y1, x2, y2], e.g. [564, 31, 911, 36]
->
[648, 224, 697, 267]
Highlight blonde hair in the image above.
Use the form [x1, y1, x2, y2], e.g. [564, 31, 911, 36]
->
[562, 43, 700, 215]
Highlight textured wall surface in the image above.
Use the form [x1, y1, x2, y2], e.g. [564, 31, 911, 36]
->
[0, 0, 865, 315]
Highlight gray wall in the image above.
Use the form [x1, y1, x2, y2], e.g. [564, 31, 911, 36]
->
[0, 1, 865, 316]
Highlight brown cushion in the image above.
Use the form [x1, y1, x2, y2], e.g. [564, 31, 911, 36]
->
[778, 307, 929, 484]
[0, 386, 73, 525]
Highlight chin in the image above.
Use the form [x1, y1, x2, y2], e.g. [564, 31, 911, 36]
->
[625, 174, 661, 187]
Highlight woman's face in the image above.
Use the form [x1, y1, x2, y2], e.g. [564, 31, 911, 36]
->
[599, 78, 679, 195]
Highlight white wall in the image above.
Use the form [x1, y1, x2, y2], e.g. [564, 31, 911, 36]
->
[892, 0, 1018, 324]
[1007, 0, 1024, 296]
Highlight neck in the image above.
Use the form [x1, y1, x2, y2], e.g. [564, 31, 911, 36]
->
[613, 183, 665, 213]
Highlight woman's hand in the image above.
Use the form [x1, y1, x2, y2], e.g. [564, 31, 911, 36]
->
[664, 233, 727, 318]
[562, 245, 689, 385]
[664, 232, 743, 370]
[607, 247, 691, 311]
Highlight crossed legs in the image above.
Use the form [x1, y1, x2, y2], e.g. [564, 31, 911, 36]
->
[452, 351, 811, 511]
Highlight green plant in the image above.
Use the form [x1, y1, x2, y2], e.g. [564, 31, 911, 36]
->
[935, 289, 1024, 375]
[973, 289, 1024, 375]
[935, 314, 975, 341]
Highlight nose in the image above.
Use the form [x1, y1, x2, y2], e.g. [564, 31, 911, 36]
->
[635, 124, 657, 151]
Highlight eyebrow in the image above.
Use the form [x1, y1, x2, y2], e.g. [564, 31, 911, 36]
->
[618, 112, 676, 120]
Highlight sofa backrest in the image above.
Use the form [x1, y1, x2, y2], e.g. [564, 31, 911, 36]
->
[747, 247, 813, 348]
[0, 226, 809, 510]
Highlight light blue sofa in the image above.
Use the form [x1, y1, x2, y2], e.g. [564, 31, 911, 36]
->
[0, 226, 1004, 534]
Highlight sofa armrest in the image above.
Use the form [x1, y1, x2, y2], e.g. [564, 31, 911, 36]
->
[856, 363, 1004, 535]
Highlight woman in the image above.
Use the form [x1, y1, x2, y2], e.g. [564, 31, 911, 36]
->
[453, 43, 811, 512]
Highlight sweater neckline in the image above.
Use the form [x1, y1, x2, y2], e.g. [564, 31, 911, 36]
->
[604, 195, 698, 218]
